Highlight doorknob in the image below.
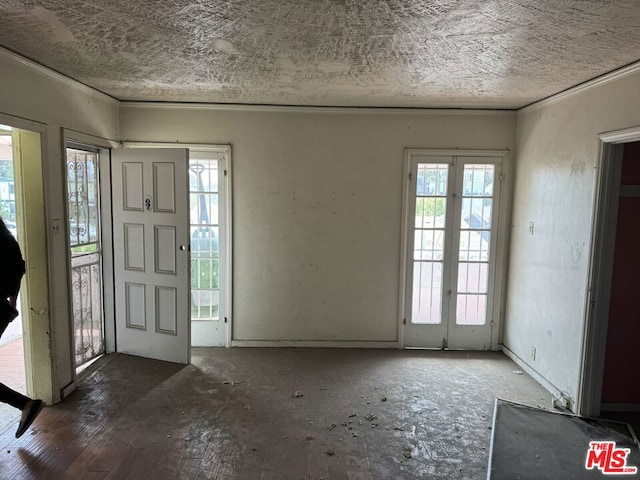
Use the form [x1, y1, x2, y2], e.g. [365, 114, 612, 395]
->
[179, 245, 187, 251]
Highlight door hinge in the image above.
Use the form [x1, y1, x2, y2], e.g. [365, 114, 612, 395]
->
[408, 172, 412, 180]
[224, 169, 228, 176]
[499, 173, 504, 182]
[442, 337, 448, 350]
[403, 318, 407, 325]
[448, 289, 453, 297]
[224, 317, 228, 323]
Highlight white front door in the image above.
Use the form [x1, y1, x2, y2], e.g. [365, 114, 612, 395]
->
[112, 148, 190, 364]
[403, 153, 503, 350]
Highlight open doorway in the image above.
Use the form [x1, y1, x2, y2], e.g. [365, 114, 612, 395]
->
[189, 148, 231, 347]
[579, 127, 640, 418]
[0, 124, 26, 430]
[0, 121, 49, 421]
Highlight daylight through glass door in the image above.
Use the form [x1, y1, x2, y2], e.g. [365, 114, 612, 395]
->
[66, 147, 104, 368]
[405, 154, 502, 350]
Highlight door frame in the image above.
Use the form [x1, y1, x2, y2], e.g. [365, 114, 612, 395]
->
[121, 142, 233, 347]
[578, 125, 640, 417]
[0, 112, 53, 402]
[62, 130, 119, 357]
[398, 149, 511, 350]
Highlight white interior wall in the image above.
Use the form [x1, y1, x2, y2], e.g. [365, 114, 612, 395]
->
[120, 105, 516, 344]
[0, 49, 119, 402]
[505, 69, 640, 406]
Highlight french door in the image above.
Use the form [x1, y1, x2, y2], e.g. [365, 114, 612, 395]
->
[403, 152, 504, 350]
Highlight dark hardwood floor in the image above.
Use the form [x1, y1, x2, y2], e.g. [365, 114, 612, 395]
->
[0, 349, 554, 479]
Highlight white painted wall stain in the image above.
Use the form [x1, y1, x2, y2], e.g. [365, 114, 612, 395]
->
[505, 69, 640, 404]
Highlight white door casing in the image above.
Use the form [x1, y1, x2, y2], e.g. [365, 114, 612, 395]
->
[402, 151, 504, 350]
[112, 148, 190, 364]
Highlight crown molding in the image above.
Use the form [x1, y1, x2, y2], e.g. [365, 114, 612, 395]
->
[0, 46, 119, 106]
[519, 60, 640, 113]
[119, 101, 516, 116]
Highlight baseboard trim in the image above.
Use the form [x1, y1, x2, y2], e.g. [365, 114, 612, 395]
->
[60, 381, 76, 401]
[230, 340, 399, 349]
[501, 345, 568, 407]
[601, 403, 640, 412]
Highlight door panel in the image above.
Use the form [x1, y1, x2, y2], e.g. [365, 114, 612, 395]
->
[405, 157, 454, 348]
[404, 154, 502, 350]
[112, 148, 190, 364]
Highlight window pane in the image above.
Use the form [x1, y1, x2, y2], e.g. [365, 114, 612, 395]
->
[190, 161, 218, 193]
[415, 197, 446, 228]
[416, 163, 448, 196]
[412, 261, 442, 324]
[414, 229, 445, 261]
[459, 230, 490, 262]
[461, 198, 492, 230]
[462, 165, 494, 196]
[456, 294, 486, 325]
[457, 262, 488, 294]
[67, 150, 99, 249]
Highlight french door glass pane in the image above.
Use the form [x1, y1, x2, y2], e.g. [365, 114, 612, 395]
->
[412, 262, 443, 324]
[457, 263, 488, 293]
[456, 294, 487, 325]
[67, 151, 99, 248]
[456, 164, 494, 326]
[411, 163, 448, 324]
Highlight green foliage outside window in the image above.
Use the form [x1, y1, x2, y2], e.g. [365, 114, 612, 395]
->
[416, 197, 446, 217]
[191, 258, 219, 290]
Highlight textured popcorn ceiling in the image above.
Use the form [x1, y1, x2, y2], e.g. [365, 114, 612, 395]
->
[1, 0, 640, 108]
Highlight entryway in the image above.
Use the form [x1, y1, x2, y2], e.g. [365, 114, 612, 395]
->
[580, 128, 640, 417]
[0, 118, 49, 422]
[107, 144, 232, 364]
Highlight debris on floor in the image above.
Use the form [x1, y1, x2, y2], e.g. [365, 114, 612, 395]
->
[512, 370, 524, 375]
[294, 390, 304, 398]
[403, 449, 412, 459]
[222, 380, 243, 385]
[305, 434, 314, 441]
[328, 423, 337, 430]
[381, 397, 387, 402]
[364, 413, 377, 421]
[347, 412, 356, 418]
[326, 448, 335, 456]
